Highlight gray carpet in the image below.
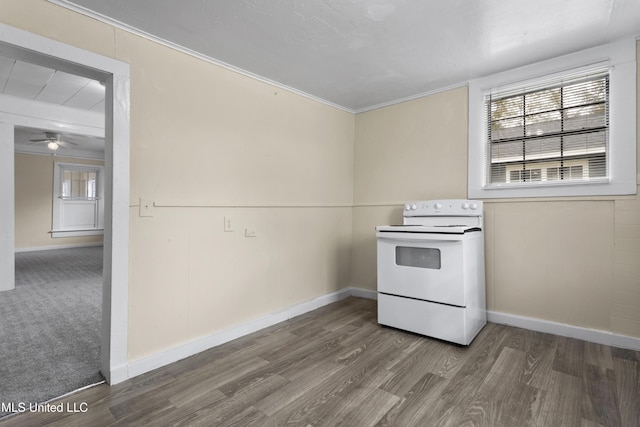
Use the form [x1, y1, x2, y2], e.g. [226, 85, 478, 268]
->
[0, 246, 104, 417]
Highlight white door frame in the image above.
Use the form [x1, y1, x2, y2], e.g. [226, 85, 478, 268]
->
[0, 122, 14, 292]
[0, 23, 130, 384]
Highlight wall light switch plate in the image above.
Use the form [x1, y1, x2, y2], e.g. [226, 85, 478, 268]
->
[139, 198, 154, 217]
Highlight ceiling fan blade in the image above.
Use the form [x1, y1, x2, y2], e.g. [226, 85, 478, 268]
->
[28, 138, 49, 143]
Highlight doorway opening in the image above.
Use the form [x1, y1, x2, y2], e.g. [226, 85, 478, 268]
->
[0, 24, 130, 390]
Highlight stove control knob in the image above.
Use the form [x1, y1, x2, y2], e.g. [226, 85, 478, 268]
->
[462, 202, 469, 210]
[434, 203, 442, 210]
[470, 203, 478, 210]
[411, 204, 417, 210]
[405, 204, 411, 211]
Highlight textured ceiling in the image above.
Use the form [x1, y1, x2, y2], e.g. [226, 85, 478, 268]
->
[55, 0, 640, 112]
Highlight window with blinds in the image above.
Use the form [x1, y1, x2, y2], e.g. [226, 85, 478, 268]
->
[486, 72, 609, 187]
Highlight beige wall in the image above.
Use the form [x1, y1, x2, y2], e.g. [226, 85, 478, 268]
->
[2, 0, 638, 368]
[118, 31, 354, 359]
[352, 43, 640, 339]
[14, 153, 104, 250]
[353, 88, 469, 204]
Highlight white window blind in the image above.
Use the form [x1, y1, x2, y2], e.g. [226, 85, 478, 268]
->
[486, 69, 609, 187]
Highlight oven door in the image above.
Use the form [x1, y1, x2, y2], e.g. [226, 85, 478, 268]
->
[376, 231, 467, 306]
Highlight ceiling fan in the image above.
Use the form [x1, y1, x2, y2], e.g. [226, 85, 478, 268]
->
[28, 132, 78, 151]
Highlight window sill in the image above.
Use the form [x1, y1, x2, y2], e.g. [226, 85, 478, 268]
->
[472, 179, 635, 199]
[51, 229, 104, 238]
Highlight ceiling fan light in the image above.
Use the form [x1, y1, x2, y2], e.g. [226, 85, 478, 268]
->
[47, 141, 59, 151]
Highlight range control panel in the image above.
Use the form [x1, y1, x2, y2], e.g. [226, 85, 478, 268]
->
[403, 199, 483, 217]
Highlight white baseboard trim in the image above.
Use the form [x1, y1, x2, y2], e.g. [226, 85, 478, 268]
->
[108, 364, 130, 385]
[488, 310, 640, 351]
[126, 288, 355, 379]
[345, 286, 378, 300]
[15, 242, 104, 253]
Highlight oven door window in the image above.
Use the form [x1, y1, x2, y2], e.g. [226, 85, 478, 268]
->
[395, 246, 441, 269]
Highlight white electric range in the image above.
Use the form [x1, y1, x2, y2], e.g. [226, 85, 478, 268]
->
[376, 199, 486, 345]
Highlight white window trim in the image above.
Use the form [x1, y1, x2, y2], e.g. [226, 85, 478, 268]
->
[52, 162, 105, 237]
[468, 37, 637, 199]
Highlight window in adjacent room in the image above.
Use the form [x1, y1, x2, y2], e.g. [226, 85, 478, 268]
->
[468, 38, 636, 199]
[61, 168, 98, 199]
[52, 162, 104, 237]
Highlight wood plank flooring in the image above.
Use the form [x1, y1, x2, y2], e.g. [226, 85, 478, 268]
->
[1, 297, 638, 426]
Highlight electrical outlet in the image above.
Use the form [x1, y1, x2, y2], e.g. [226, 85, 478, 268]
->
[224, 216, 233, 232]
[245, 228, 256, 237]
